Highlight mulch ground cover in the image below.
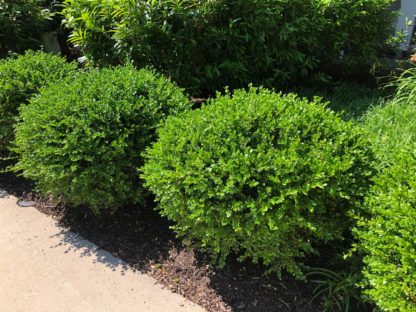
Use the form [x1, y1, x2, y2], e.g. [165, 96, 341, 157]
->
[0, 168, 323, 312]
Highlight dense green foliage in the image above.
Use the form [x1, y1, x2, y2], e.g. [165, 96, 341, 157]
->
[1, 1, 410, 310]
[320, 0, 396, 75]
[62, 0, 395, 95]
[13, 66, 190, 212]
[0, 51, 77, 150]
[143, 88, 374, 278]
[63, 0, 118, 65]
[355, 69, 416, 311]
[0, 0, 51, 56]
[355, 150, 416, 311]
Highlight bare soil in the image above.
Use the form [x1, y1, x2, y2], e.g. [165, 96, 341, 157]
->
[0, 169, 323, 312]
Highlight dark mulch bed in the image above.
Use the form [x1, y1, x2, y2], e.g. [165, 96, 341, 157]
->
[0, 169, 324, 312]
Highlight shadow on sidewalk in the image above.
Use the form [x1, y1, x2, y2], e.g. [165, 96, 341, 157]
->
[0, 169, 321, 312]
[49, 230, 128, 273]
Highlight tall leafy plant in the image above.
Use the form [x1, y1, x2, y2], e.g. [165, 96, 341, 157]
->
[62, 0, 396, 95]
[112, 0, 328, 94]
[320, 0, 396, 77]
[62, 0, 120, 65]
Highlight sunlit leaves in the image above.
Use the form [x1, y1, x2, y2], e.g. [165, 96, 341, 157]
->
[143, 87, 374, 278]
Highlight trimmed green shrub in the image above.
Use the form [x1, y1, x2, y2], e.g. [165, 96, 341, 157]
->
[142, 88, 374, 278]
[355, 68, 416, 311]
[355, 150, 416, 311]
[0, 51, 77, 150]
[62, 0, 395, 95]
[0, 0, 51, 56]
[13, 65, 190, 212]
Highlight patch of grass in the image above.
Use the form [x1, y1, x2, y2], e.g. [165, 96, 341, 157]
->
[293, 82, 386, 121]
[363, 101, 416, 165]
[293, 74, 415, 167]
[362, 69, 416, 166]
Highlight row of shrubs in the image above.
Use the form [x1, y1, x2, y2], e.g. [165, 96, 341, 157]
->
[1, 0, 397, 96]
[1, 51, 415, 310]
[61, 0, 396, 95]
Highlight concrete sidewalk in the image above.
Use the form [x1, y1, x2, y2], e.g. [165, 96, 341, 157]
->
[0, 195, 204, 312]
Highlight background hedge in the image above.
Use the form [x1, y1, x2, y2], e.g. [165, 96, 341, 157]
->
[62, 0, 395, 95]
[0, 0, 52, 57]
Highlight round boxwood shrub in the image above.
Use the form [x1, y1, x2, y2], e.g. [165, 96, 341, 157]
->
[355, 150, 416, 311]
[0, 51, 78, 150]
[13, 65, 190, 213]
[142, 88, 374, 278]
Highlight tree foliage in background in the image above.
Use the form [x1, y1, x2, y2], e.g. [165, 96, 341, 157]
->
[320, 0, 396, 76]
